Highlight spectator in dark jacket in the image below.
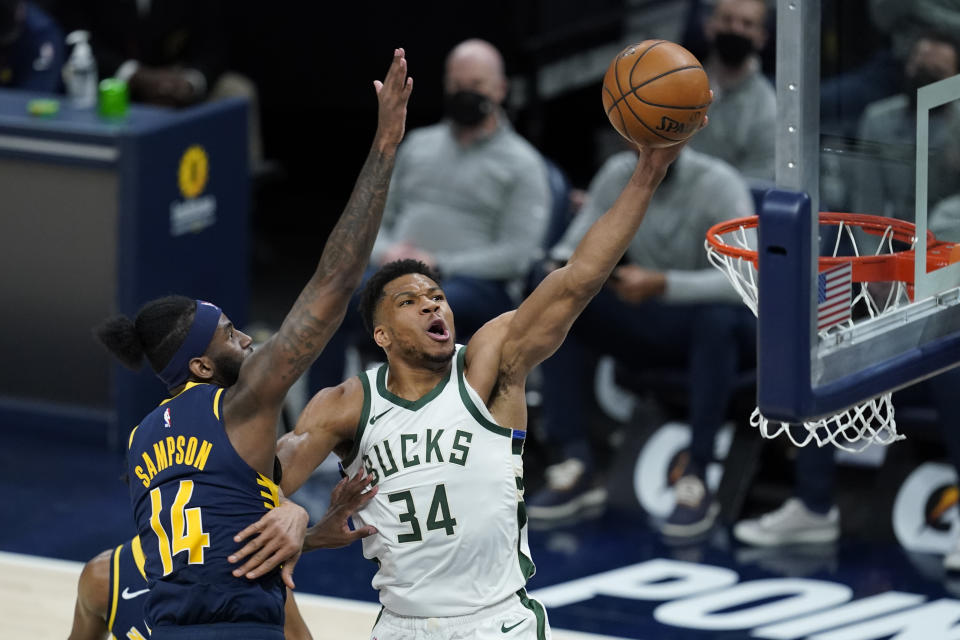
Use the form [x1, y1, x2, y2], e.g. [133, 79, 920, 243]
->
[0, 0, 64, 92]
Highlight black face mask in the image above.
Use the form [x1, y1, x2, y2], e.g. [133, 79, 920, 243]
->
[444, 90, 494, 127]
[712, 32, 756, 67]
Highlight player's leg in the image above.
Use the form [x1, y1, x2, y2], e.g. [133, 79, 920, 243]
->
[67, 549, 111, 640]
[283, 588, 313, 640]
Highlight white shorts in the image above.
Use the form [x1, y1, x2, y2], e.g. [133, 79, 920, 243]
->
[370, 589, 551, 640]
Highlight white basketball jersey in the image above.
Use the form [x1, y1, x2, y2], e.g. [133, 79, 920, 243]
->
[342, 345, 534, 617]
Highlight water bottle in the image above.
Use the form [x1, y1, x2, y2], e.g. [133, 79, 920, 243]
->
[63, 31, 98, 109]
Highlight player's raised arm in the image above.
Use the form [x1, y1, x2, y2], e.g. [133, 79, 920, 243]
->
[491, 140, 694, 376]
[222, 51, 412, 434]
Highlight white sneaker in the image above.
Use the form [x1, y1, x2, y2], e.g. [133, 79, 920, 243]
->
[733, 498, 840, 546]
[945, 537, 960, 572]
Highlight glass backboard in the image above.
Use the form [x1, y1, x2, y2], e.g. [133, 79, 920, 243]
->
[754, 0, 960, 423]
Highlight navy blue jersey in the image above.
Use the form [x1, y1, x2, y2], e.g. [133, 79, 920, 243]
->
[127, 382, 284, 630]
[107, 537, 150, 640]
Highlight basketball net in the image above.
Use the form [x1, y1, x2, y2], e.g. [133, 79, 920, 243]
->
[704, 214, 918, 452]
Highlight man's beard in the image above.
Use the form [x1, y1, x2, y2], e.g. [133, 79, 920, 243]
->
[212, 352, 243, 387]
[396, 337, 455, 367]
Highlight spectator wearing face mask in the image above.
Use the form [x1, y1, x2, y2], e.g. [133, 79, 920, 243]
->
[0, 0, 63, 92]
[821, 0, 960, 140]
[308, 38, 551, 391]
[687, 0, 776, 183]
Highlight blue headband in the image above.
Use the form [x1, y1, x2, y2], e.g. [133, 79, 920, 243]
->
[157, 300, 222, 390]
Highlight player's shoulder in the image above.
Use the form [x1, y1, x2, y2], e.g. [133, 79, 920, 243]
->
[473, 310, 514, 342]
[301, 378, 364, 430]
[311, 377, 363, 407]
[465, 312, 514, 365]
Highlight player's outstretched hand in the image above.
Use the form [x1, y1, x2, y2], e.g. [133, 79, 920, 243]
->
[374, 48, 413, 152]
[303, 472, 379, 551]
[229, 499, 310, 589]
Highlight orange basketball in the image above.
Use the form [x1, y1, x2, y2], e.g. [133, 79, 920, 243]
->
[602, 40, 711, 148]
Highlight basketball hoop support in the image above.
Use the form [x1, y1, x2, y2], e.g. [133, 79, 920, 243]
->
[757, 190, 960, 423]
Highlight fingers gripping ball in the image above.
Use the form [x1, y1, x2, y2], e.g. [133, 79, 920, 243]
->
[602, 40, 711, 148]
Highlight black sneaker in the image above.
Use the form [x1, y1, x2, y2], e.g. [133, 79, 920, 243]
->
[526, 459, 607, 521]
[660, 473, 720, 538]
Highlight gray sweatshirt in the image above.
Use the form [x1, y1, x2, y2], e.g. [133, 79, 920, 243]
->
[372, 118, 550, 281]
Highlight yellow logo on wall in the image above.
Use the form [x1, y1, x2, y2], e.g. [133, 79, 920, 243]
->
[178, 145, 209, 199]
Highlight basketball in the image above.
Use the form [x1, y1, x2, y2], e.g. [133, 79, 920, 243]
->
[602, 40, 711, 148]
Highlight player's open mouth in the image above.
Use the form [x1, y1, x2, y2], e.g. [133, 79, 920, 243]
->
[426, 318, 450, 342]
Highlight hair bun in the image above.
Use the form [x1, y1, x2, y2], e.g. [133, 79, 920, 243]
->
[93, 315, 145, 370]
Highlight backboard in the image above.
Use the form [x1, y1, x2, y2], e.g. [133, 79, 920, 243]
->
[755, 0, 960, 423]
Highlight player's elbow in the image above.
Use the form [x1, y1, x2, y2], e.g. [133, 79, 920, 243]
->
[562, 261, 607, 300]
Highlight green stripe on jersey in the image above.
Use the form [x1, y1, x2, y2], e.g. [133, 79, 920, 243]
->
[342, 374, 372, 468]
[516, 500, 535, 579]
[376, 363, 449, 410]
[455, 348, 512, 438]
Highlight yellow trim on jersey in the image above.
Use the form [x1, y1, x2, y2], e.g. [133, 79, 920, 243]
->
[128, 425, 140, 450]
[130, 535, 147, 580]
[256, 473, 280, 510]
[107, 544, 122, 632]
[159, 381, 209, 406]
[213, 388, 224, 420]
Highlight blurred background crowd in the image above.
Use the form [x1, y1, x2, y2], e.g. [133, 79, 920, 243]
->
[7, 0, 960, 573]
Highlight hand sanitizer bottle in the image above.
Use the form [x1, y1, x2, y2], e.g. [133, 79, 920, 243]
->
[63, 31, 98, 109]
